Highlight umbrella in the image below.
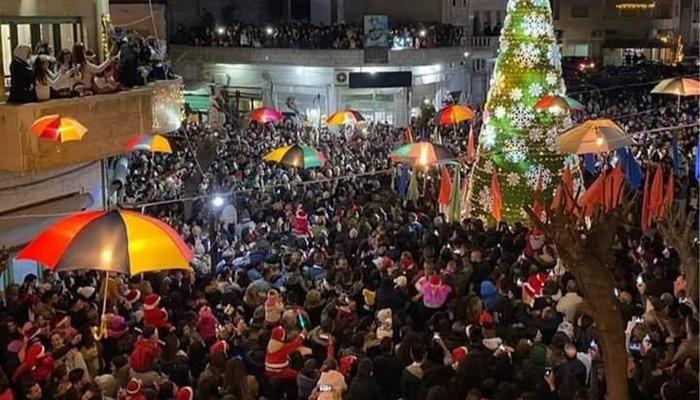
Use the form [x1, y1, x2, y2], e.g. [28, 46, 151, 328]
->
[555, 119, 635, 154]
[436, 104, 475, 125]
[31, 114, 87, 142]
[17, 209, 192, 274]
[326, 109, 365, 125]
[650, 76, 700, 96]
[263, 144, 327, 169]
[390, 142, 457, 166]
[534, 95, 585, 113]
[125, 134, 172, 153]
[248, 107, 284, 124]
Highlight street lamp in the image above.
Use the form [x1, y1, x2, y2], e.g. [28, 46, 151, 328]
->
[209, 194, 225, 270]
[266, 26, 274, 35]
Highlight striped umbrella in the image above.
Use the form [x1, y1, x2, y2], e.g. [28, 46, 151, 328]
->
[326, 109, 365, 125]
[17, 210, 192, 275]
[535, 95, 585, 113]
[651, 76, 700, 96]
[436, 104, 475, 125]
[31, 114, 87, 142]
[390, 142, 456, 166]
[248, 107, 284, 123]
[263, 144, 327, 169]
[125, 134, 172, 153]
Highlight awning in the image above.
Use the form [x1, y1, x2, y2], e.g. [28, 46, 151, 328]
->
[602, 38, 673, 49]
[0, 193, 94, 249]
[184, 88, 212, 113]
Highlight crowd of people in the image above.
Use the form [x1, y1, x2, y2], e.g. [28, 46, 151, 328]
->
[7, 29, 176, 104]
[0, 64, 698, 400]
[170, 21, 464, 50]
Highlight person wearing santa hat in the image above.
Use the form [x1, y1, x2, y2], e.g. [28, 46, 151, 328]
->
[142, 293, 171, 330]
[196, 306, 219, 342]
[120, 378, 146, 400]
[265, 326, 305, 379]
[292, 207, 311, 237]
[12, 342, 54, 383]
[175, 386, 194, 400]
[451, 346, 468, 369]
[129, 326, 161, 374]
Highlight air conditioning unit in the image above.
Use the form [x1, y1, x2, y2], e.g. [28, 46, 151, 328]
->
[334, 70, 349, 86]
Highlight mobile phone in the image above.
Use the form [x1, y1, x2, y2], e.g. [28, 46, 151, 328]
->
[628, 342, 642, 353]
[636, 275, 644, 285]
[516, 278, 523, 287]
[296, 312, 307, 330]
[433, 333, 440, 340]
[544, 367, 553, 377]
[679, 297, 689, 305]
[590, 340, 598, 350]
[319, 384, 332, 392]
[614, 288, 620, 297]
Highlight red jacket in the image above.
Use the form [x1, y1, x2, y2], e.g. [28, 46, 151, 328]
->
[143, 307, 171, 329]
[265, 334, 304, 376]
[129, 337, 161, 372]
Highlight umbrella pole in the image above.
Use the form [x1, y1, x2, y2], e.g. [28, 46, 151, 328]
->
[99, 270, 110, 340]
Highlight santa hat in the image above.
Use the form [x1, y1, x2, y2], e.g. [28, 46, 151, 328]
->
[24, 343, 46, 365]
[394, 275, 408, 288]
[106, 314, 128, 339]
[429, 275, 442, 286]
[523, 273, 548, 298]
[296, 209, 307, 219]
[478, 311, 494, 326]
[50, 315, 70, 331]
[270, 326, 286, 342]
[143, 294, 161, 310]
[451, 346, 468, 364]
[175, 387, 194, 400]
[210, 340, 229, 356]
[124, 289, 141, 305]
[126, 378, 142, 395]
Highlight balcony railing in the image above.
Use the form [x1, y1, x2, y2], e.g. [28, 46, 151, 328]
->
[0, 80, 182, 173]
[470, 36, 500, 49]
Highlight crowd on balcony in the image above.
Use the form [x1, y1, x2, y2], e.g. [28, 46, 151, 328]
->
[7, 31, 176, 104]
[169, 21, 465, 50]
[0, 65, 698, 400]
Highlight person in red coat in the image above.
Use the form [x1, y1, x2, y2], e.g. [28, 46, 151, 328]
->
[265, 326, 305, 379]
[129, 327, 161, 373]
[12, 342, 54, 383]
[142, 294, 171, 330]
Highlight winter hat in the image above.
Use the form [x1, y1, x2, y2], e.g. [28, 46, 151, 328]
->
[557, 321, 575, 340]
[394, 275, 408, 288]
[270, 326, 286, 342]
[210, 340, 229, 356]
[451, 346, 468, 364]
[143, 294, 161, 309]
[478, 311, 494, 326]
[124, 289, 141, 305]
[126, 378, 142, 395]
[175, 387, 194, 400]
[429, 275, 442, 286]
[106, 314, 128, 339]
[304, 289, 323, 309]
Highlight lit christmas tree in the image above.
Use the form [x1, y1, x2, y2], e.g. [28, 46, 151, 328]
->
[467, 0, 580, 222]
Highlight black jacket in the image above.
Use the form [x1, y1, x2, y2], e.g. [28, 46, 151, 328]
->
[8, 58, 36, 103]
[347, 375, 384, 400]
[373, 354, 403, 400]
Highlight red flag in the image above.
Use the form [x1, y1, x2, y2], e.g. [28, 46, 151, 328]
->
[438, 167, 452, 205]
[467, 125, 476, 164]
[405, 127, 414, 144]
[532, 168, 544, 220]
[604, 164, 623, 210]
[648, 165, 664, 221]
[578, 173, 605, 217]
[551, 167, 574, 212]
[662, 171, 674, 214]
[490, 170, 502, 222]
[641, 168, 651, 232]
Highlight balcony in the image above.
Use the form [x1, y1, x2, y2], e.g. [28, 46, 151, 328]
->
[470, 36, 500, 49]
[0, 81, 182, 174]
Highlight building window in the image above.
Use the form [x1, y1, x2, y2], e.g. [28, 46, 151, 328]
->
[552, 0, 560, 19]
[571, 5, 589, 17]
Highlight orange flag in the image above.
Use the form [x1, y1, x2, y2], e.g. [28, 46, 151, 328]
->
[578, 172, 605, 217]
[467, 125, 476, 164]
[662, 171, 674, 213]
[641, 168, 651, 232]
[405, 127, 414, 144]
[490, 170, 502, 222]
[604, 164, 624, 210]
[532, 168, 544, 220]
[551, 167, 574, 212]
[437, 166, 453, 205]
[648, 165, 664, 221]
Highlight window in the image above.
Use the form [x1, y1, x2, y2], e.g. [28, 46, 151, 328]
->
[571, 5, 589, 17]
[552, 0, 560, 19]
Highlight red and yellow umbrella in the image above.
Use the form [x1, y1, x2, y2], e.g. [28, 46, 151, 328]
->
[436, 104, 475, 125]
[125, 134, 172, 153]
[326, 109, 365, 125]
[535, 95, 585, 113]
[31, 114, 87, 142]
[248, 107, 284, 123]
[17, 210, 192, 275]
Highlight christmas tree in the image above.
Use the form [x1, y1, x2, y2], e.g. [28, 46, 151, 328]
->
[467, 0, 580, 222]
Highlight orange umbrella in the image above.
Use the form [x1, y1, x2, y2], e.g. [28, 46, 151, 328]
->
[31, 115, 87, 142]
[125, 134, 172, 153]
[326, 109, 365, 125]
[436, 104, 475, 125]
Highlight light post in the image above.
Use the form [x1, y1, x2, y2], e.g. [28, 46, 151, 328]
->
[210, 194, 225, 270]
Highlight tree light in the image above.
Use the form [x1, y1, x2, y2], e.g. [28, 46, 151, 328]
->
[212, 195, 225, 208]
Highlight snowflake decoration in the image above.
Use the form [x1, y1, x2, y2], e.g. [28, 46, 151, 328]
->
[477, 187, 492, 212]
[530, 82, 544, 98]
[522, 14, 550, 38]
[526, 166, 553, 189]
[483, 159, 495, 174]
[562, 116, 573, 128]
[507, 172, 521, 186]
[529, 128, 545, 142]
[494, 106, 507, 119]
[531, 0, 549, 7]
[510, 88, 523, 102]
[507, 0, 518, 12]
[546, 72, 559, 86]
[510, 106, 534, 129]
[481, 125, 497, 150]
[562, 155, 578, 170]
[504, 138, 527, 163]
[515, 43, 541, 67]
[548, 43, 562, 69]
[546, 134, 557, 151]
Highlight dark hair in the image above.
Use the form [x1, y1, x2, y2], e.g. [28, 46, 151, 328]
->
[68, 368, 85, 384]
[142, 325, 155, 339]
[426, 386, 449, 400]
[223, 358, 246, 399]
[72, 43, 88, 69]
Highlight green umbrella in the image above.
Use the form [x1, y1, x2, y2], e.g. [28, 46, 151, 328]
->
[449, 166, 462, 223]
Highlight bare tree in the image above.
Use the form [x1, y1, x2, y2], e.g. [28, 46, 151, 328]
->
[525, 202, 630, 400]
[657, 205, 699, 300]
